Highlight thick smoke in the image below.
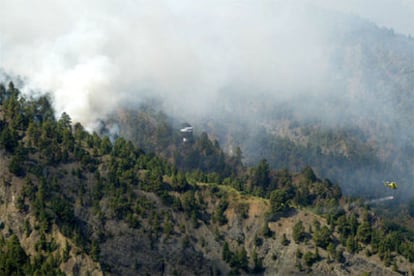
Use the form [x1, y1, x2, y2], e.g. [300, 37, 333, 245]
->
[0, 1, 355, 126]
[1, 1, 413, 127]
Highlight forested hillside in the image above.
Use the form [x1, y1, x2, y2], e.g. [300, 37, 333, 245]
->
[97, 18, 414, 203]
[170, 18, 414, 200]
[1, 82, 414, 275]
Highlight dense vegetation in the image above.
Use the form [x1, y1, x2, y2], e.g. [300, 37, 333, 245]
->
[111, 107, 243, 181]
[1, 81, 414, 274]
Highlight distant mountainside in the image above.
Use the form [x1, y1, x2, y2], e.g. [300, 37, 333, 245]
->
[2, 81, 414, 274]
[134, 13, 414, 200]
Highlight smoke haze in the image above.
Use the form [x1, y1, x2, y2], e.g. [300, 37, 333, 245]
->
[2, 0, 412, 126]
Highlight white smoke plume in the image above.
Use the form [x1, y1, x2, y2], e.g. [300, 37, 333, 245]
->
[1, 0, 413, 127]
[0, 1, 360, 124]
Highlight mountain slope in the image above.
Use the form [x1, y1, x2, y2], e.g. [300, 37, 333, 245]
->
[1, 82, 414, 274]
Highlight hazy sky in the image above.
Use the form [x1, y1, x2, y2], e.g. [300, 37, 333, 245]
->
[1, 0, 413, 126]
[312, 0, 414, 36]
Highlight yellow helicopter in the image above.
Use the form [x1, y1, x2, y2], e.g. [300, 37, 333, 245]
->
[384, 181, 398, 190]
